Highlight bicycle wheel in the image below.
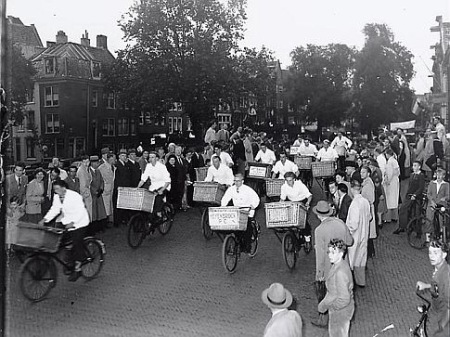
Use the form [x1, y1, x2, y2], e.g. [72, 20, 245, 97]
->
[19, 255, 57, 302]
[282, 231, 297, 270]
[248, 222, 259, 258]
[158, 204, 174, 235]
[303, 238, 312, 255]
[80, 238, 105, 280]
[201, 208, 213, 240]
[127, 213, 147, 248]
[407, 216, 429, 250]
[222, 234, 238, 273]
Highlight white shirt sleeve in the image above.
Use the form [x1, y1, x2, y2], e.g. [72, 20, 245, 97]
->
[280, 184, 287, 201]
[255, 150, 262, 162]
[44, 195, 63, 223]
[205, 166, 214, 182]
[221, 187, 233, 206]
[224, 167, 234, 186]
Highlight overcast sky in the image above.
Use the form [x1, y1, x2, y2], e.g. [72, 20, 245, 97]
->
[7, 0, 450, 94]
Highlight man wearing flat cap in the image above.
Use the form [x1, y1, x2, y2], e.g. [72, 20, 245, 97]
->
[99, 147, 110, 166]
[262, 283, 302, 337]
[127, 148, 142, 187]
[113, 149, 131, 226]
[312, 200, 353, 327]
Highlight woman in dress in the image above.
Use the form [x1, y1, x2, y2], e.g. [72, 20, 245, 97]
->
[24, 168, 46, 223]
[383, 148, 400, 222]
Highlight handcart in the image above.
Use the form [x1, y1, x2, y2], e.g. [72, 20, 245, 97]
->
[265, 202, 311, 270]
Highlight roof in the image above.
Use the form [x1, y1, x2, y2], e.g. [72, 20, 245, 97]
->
[31, 42, 114, 64]
[8, 16, 43, 58]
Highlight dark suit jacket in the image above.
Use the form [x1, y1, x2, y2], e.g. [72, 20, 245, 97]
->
[337, 194, 352, 222]
[114, 160, 131, 189]
[127, 160, 142, 187]
[64, 177, 80, 194]
[6, 174, 28, 204]
[407, 172, 425, 197]
[427, 180, 450, 206]
[191, 152, 204, 169]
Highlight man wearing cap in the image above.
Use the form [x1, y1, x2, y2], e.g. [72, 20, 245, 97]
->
[312, 200, 353, 327]
[99, 147, 110, 166]
[89, 156, 107, 233]
[262, 283, 302, 337]
[127, 149, 142, 187]
[113, 149, 131, 226]
[346, 180, 371, 287]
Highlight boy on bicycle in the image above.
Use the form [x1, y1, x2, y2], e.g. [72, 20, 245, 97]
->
[416, 240, 450, 337]
[425, 167, 449, 243]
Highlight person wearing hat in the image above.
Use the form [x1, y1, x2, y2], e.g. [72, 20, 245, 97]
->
[88, 155, 107, 233]
[345, 180, 371, 287]
[425, 167, 450, 244]
[99, 147, 110, 166]
[76, 155, 93, 221]
[113, 149, 131, 226]
[98, 154, 115, 226]
[127, 148, 142, 187]
[262, 283, 302, 337]
[312, 200, 353, 327]
[318, 239, 354, 337]
[344, 161, 361, 183]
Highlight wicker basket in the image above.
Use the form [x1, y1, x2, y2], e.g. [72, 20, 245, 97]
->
[195, 167, 208, 182]
[312, 161, 335, 178]
[247, 162, 272, 180]
[294, 156, 313, 170]
[208, 206, 249, 231]
[265, 202, 307, 228]
[15, 222, 64, 253]
[117, 187, 155, 212]
[193, 182, 226, 205]
[265, 179, 284, 197]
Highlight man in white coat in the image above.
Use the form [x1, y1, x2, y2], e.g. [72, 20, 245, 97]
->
[98, 153, 115, 226]
[346, 180, 372, 287]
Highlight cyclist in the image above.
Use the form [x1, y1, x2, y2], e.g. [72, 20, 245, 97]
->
[416, 240, 450, 337]
[221, 173, 260, 253]
[39, 180, 90, 282]
[425, 167, 449, 244]
[137, 151, 171, 221]
[204, 155, 234, 187]
[272, 152, 299, 179]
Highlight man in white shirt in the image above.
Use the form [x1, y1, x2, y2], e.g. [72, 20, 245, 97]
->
[280, 172, 312, 206]
[293, 134, 303, 147]
[137, 152, 171, 218]
[212, 144, 234, 168]
[272, 152, 299, 178]
[39, 180, 90, 282]
[255, 143, 276, 165]
[204, 156, 234, 186]
[317, 140, 338, 162]
[50, 157, 68, 180]
[204, 121, 217, 144]
[331, 132, 353, 171]
[221, 173, 260, 253]
[298, 138, 318, 157]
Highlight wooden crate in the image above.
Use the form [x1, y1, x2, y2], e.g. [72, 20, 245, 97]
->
[247, 162, 272, 179]
[294, 156, 313, 170]
[208, 206, 249, 231]
[15, 222, 64, 253]
[265, 179, 284, 197]
[193, 182, 226, 205]
[265, 202, 307, 228]
[117, 187, 155, 212]
[312, 161, 335, 178]
[195, 167, 208, 182]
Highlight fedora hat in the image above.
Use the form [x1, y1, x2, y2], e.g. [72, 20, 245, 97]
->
[261, 283, 293, 309]
[313, 200, 333, 217]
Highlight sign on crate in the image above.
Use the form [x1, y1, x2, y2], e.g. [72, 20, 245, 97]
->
[209, 207, 248, 231]
[249, 166, 267, 177]
[290, 146, 301, 155]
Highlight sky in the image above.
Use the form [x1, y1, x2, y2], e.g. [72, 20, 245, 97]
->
[7, 0, 450, 94]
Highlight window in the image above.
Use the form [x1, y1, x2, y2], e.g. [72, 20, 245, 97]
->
[56, 138, 65, 157]
[27, 110, 35, 131]
[106, 92, 115, 109]
[46, 113, 60, 134]
[278, 100, 284, 109]
[145, 112, 151, 125]
[239, 96, 248, 108]
[102, 118, 115, 136]
[44, 86, 59, 107]
[277, 85, 284, 93]
[25, 88, 34, 103]
[92, 62, 101, 78]
[168, 117, 173, 133]
[139, 111, 144, 126]
[187, 118, 192, 131]
[16, 119, 25, 132]
[218, 113, 231, 125]
[26, 138, 35, 158]
[130, 119, 137, 135]
[92, 91, 98, 107]
[45, 58, 55, 74]
[169, 117, 182, 133]
[118, 118, 129, 136]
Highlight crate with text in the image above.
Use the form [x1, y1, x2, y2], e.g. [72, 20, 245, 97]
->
[117, 187, 155, 212]
[264, 202, 307, 228]
[247, 162, 272, 179]
[265, 178, 285, 197]
[193, 182, 226, 205]
[294, 156, 313, 170]
[208, 207, 250, 231]
[289, 146, 301, 156]
[311, 161, 335, 178]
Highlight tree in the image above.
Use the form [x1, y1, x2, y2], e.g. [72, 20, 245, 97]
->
[286, 43, 356, 135]
[353, 23, 415, 136]
[109, 0, 247, 137]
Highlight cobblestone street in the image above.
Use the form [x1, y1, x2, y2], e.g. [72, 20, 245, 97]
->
[5, 182, 433, 337]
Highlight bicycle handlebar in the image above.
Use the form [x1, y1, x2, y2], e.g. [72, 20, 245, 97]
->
[416, 288, 431, 308]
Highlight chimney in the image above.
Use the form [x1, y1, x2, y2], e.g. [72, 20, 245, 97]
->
[80, 30, 90, 47]
[56, 30, 68, 44]
[46, 41, 56, 48]
[96, 35, 108, 49]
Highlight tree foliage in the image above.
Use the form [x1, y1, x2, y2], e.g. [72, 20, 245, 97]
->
[353, 23, 415, 134]
[286, 43, 356, 132]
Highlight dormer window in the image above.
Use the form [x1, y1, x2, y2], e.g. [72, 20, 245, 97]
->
[45, 58, 55, 74]
[92, 61, 101, 78]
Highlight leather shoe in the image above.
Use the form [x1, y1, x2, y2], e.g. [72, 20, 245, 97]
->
[393, 228, 405, 235]
[68, 271, 81, 282]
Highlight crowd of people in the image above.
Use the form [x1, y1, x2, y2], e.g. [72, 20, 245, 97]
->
[3, 116, 450, 336]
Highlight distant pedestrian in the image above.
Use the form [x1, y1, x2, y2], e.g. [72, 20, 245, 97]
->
[262, 283, 302, 337]
[24, 168, 45, 223]
[98, 154, 115, 226]
[383, 148, 400, 223]
[77, 155, 93, 221]
[204, 121, 217, 145]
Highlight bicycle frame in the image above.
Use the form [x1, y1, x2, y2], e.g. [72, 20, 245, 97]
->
[431, 206, 450, 242]
[411, 291, 431, 337]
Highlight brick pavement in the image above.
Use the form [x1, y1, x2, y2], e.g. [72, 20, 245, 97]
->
[5, 180, 436, 337]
